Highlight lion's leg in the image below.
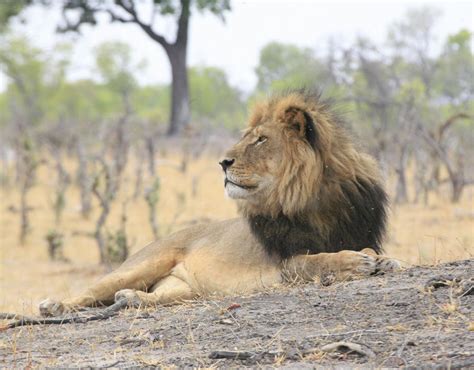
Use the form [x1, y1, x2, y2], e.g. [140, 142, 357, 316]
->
[114, 276, 197, 307]
[282, 250, 400, 283]
[39, 249, 182, 317]
[39, 268, 155, 317]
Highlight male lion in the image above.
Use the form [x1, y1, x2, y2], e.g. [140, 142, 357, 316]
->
[39, 89, 400, 317]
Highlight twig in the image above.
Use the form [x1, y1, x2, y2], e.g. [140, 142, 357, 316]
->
[209, 351, 257, 360]
[424, 275, 461, 290]
[320, 341, 376, 358]
[0, 299, 128, 330]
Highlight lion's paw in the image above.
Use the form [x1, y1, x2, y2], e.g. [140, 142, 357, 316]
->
[336, 251, 401, 279]
[355, 253, 402, 276]
[115, 289, 142, 307]
[352, 252, 379, 275]
[374, 256, 402, 274]
[39, 298, 66, 317]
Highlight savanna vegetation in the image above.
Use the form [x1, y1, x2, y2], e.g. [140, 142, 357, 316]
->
[0, 4, 472, 315]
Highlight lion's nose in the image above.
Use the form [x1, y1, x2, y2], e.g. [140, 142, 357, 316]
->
[219, 158, 235, 171]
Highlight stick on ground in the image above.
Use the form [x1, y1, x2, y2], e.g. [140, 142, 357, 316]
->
[0, 299, 128, 330]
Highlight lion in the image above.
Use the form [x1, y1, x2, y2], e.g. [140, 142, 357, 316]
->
[39, 89, 400, 317]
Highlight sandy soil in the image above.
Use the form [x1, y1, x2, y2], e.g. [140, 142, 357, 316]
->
[1, 259, 472, 368]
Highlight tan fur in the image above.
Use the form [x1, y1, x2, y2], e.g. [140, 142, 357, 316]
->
[39, 92, 400, 317]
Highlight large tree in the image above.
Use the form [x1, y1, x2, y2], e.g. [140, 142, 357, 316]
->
[1, 0, 231, 135]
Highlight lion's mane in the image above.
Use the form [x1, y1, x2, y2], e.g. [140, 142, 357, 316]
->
[241, 89, 388, 259]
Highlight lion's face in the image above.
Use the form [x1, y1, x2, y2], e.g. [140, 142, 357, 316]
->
[220, 94, 324, 217]
[220, 121, 284, 201]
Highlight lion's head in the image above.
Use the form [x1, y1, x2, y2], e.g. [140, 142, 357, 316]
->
[220, 89, 388, 258]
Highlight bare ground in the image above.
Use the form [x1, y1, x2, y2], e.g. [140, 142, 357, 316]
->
[1, 260, 473, 368]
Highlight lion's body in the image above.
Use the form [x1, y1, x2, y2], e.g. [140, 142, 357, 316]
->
[117, 219, 280, 296]
[39, 90, 400, 317]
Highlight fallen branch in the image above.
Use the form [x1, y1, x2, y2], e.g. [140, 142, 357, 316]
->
[320, 341, 376, 358]
[0, 299, 128, 330]
[209, 350, 257, 360]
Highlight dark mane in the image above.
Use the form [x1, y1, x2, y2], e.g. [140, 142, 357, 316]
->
[248, 177, 388, 259]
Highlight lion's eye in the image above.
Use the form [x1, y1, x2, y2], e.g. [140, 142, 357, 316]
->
[256, 136, 267, 145]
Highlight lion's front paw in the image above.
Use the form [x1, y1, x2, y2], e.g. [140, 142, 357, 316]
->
[374, 256, 402, 273]
[333, 250, 375, 276]
[39, 298, 66, 317]
[115, 289, 142, 307]
[335, 251, 401, 279]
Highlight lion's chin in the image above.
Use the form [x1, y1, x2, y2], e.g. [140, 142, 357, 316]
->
[225, 182, 253, 199]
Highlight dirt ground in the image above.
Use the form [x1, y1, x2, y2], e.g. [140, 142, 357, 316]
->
[1, 259, 472, 368]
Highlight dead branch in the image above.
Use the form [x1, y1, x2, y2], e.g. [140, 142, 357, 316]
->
[144, 178, 160, 239]
[209, 351, 257, 360]
[92, 157, 118, 264]
[436, 113, 472, 142]
[0, 299, 128, 330]
[418, 113, 472, 202]
[320, 341, 376, 358]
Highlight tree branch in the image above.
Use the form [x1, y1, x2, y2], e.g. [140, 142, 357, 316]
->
[106, 9, 134, 24]
[0, 299, 128, 330]
[418, 125, 457, 181]
[113, 0, 170, 50]
[437, 113, 472, 141]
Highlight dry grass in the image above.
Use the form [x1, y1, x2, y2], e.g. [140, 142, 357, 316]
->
[0, 153, 473, 315]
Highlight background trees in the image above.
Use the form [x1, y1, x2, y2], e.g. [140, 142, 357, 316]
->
[251, 11, 473, 205]
[1, 0, 231, 135]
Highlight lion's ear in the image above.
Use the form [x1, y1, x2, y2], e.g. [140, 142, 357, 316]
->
[284, 107, 318, 149]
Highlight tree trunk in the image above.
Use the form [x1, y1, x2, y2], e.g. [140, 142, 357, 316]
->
[395, 168, 409, 204]
[112, 0, 191, 135]
[19, 181, 30, 245]
[146, 136, 156, 176]
[450, 177, 464, 203]
[394, 147, 409, 204]
[167, 45, 190, 136]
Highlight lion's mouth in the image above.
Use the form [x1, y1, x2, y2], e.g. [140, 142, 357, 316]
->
[225, 178, 257, 190]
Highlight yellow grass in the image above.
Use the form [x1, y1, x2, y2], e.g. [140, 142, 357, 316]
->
[0, 153, 473, 315]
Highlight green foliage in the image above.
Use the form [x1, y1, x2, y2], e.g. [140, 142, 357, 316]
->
[145, 178, 161, 208]
[0, 35, 47, 125]
[436, 29, 474, 106]
[0, 0, 32, 32]
[95, 42, 141, 98]
[105, 229, 129, 265]
[0, 5, 471, 141]
[133, 85, 170, 123]
[44, 79, 117, 124]
[255, 42, 331, 92]
[2, 0, 233, 135]
[447, 29, 472, 50]
[189, 66, 245, 129]
[45, 229, 65, 262]
[1, 0, 231, 32]
[196, 0, 231, 18]
[149, 0, 230, 17]
[0, 92, 7, 127]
